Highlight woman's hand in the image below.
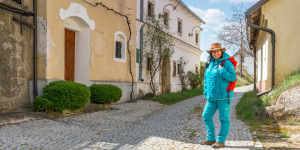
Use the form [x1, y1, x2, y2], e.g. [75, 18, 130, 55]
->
[218, 65, 223, 70]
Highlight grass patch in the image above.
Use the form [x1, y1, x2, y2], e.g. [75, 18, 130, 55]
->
[285, 121, 300, 126]
[236, 66, 254, 87]
[257, 134, 266, 139]
[280, 133, 289, 138]
[236, 90, 268, 131]
[146, 88, 203, 105]
[261, 71, 300, 106]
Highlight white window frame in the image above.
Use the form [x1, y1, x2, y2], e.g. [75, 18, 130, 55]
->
[114, 31, 127, 63]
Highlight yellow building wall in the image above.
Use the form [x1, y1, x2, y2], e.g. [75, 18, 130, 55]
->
[257, 0, 300, 87]
[46, 0, 137, 82]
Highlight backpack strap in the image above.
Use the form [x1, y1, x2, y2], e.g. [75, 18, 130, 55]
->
[222, 59, 230, 104]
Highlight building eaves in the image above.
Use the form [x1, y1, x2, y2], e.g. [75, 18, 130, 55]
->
[245, 0, 269, 16]
[174, 0, 205, 24]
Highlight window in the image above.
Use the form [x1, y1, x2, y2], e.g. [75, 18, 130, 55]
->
[196, 66, 199, 73]
[148, 1, 154, 18]
[177, 63, 182, 74]
[241, 56, 244, 63]
[12, 0, 22, 4]
[195, 33, 199, 44]
[173, 62, 176, 75]
[136, 49, 140, 63]
[115, 41, 122, 58]
[114, 31, 126, 62]
[178, 19, 182, 34]
[163, 11, 169, 26]
[147, 56, 153, 71]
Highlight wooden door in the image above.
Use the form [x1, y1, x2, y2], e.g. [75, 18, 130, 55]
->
[65, 29, 75, 81]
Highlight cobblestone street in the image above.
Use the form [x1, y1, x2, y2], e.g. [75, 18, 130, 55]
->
[0, 85, 262, 150]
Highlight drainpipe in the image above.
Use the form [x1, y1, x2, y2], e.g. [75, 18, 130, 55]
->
[246, 16, 275, 97]
[138, 0, 144, 81]
[253, 46, 257, 91]
[33, 0, 38, 98]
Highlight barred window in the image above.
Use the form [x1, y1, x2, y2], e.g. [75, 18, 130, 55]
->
[173, 62, 176, 75]
[115, 41, 122, 59]
[178, 19, 182, 34]
[147, 56, 153, 71]
[12, 0, 22, 4]
[148, 1, 154, 18]
[195, 33, 199, 44]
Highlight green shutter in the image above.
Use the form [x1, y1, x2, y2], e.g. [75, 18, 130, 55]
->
[136, 49, 140, 63]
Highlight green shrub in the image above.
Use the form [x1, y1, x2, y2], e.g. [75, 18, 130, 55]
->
[90, 84, 122, 104]
[187, 71, 202, 89]
[145, 92, 155, 98]
[41, 81, 91, 111]
[33, 97, 52, 111]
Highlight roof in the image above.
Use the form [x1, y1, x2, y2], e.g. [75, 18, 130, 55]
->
[246, 0, 270, 49]
[232, 49, 254, 57]
[245, 0, 270, 16]
[174, 0, 205, 24]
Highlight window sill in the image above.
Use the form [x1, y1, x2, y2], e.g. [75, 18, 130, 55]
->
[114, 58, 126, 63]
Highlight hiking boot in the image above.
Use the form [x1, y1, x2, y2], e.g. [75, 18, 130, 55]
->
[200, 140, 216, 145]
[212, 142, 225, 148]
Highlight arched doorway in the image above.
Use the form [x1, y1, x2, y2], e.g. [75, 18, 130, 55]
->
[60, 3, 95, 84]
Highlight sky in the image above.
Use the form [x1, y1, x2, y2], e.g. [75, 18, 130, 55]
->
[181, 0, 259, 62]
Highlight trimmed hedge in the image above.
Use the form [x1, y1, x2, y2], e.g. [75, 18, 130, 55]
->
[33, 81, 91, 112]
[33, 97, 52, 111]
[90, 84, 122, 104]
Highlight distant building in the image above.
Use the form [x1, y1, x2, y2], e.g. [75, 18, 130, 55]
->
[232, 50, 254, 76]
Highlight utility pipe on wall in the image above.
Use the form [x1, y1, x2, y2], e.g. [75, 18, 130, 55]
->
[246, 16, 275, 97]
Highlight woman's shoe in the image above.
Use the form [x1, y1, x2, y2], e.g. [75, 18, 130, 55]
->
[200, 140, 216, 145]
[212, 142, 225, 148]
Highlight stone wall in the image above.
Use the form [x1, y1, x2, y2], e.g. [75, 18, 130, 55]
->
[265, 84, 300, 121]
[0, 0, 32, 109]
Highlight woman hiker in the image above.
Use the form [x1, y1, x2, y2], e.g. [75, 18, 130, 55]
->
[200, 43, 237, 148]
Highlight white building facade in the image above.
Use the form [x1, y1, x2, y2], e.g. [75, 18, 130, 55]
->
[135, 0, 205, 97]
[233, 51, 255, 76]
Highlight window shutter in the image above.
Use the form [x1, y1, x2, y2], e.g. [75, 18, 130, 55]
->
[115, 41, 122, 58]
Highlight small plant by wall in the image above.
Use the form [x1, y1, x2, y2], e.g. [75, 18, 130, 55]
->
[33, 81, 91, 112]
[89, 84, 122, 104]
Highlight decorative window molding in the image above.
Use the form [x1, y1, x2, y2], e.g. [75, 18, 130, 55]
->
[114, 31, 127, 63]
[60, 2, 95, 30]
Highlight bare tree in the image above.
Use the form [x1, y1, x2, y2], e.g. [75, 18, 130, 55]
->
[178, 57, 189, 91]
[143, 15, 174, 95]
[217, 4, 253, 77]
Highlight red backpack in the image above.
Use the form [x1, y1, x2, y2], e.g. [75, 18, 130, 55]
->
[222, 57, 238, 92]
[222, 57, 238, 103]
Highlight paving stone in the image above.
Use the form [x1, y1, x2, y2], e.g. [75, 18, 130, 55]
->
[0, 85, 261, 149]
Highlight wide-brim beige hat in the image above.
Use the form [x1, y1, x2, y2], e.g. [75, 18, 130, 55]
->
[206, 43, 226, 53]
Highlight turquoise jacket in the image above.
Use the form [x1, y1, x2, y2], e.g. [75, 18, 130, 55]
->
[204, 52, 237, 100]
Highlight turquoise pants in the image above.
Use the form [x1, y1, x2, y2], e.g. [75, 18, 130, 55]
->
[202, 99, 231, 143]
